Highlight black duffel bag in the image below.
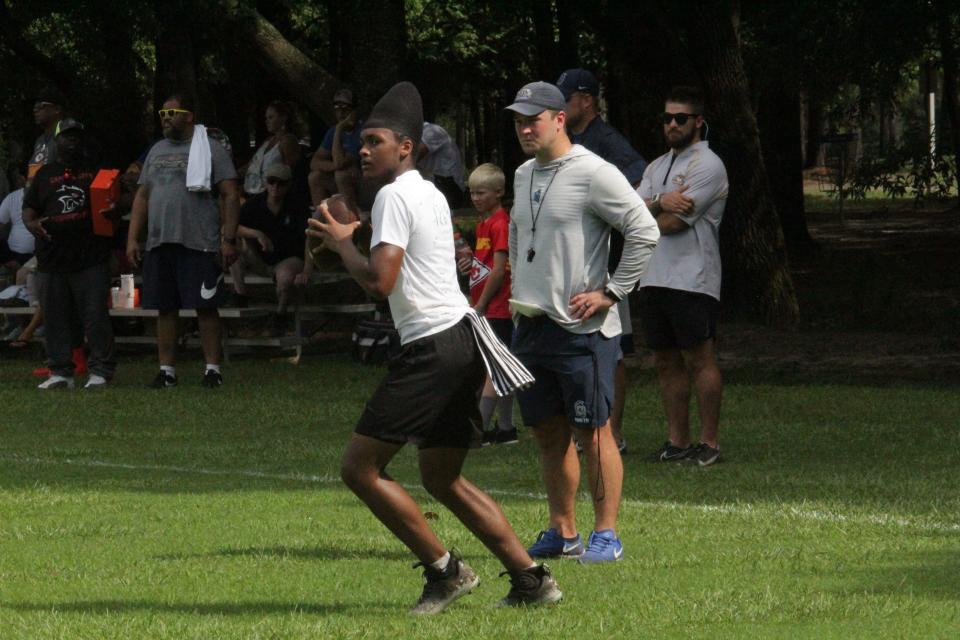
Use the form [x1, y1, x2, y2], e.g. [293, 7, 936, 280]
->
[351, 317, 400, 365]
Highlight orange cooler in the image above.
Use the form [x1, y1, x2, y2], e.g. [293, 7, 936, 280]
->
[90, 169, 120, 237]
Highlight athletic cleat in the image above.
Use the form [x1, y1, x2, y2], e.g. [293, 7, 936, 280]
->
[496, 564, 562, 607]
[650, 440, 694, 462]
[37, 375, 74, 390]
[578, 529, 623, 564]
[409, 550, 479, 615]
[494, 427, 519, 445]
[527, 528, 584, 559]
[617, 438, 628, 455]
[202, 370, 223, 388]
[481, 430, 497, 447]
[686, 442, 722, 466]
[148, 371, 178, 388]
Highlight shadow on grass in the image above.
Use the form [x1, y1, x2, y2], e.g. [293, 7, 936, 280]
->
[838, 550, 960, 600]
[155, 544, 411, 562]
[2, 599, 376, 616]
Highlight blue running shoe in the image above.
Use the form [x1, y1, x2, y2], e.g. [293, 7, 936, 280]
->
[527, 528, 584, 559]
[578, 529, 623, 564]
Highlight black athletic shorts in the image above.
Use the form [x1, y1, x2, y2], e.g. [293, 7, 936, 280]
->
[142, 243, 226, 311]
[354, 317, 485, 449]
[638, 286, 719, 351]
[487, 317, 514, 348]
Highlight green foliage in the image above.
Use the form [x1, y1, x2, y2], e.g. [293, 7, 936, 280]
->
[850, 151, 957, 202]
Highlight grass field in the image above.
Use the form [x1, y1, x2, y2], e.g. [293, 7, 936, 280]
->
[1, 355, 959, 639]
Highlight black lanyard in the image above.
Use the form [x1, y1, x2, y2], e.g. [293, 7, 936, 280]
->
[526, 162, 562, 262]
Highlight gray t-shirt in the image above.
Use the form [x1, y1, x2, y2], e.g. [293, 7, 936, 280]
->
[138, 135, 238, 252]
[637, 141, 727, 300]
[509, 145, 660, 337]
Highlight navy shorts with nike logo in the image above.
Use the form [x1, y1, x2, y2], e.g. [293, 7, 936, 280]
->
[142, 243, 225, 311]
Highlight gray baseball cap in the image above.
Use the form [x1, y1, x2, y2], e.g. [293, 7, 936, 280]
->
[54, 118, 85, 136]
[505, 82, 567, 116]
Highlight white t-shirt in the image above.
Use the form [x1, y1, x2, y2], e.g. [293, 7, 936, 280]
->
[370, 169, 468, 344]
[637, 141, 727, 300]
[0, 188, 35, 254]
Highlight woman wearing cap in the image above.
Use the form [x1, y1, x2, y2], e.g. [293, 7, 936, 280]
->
[242, 101, 302, 197]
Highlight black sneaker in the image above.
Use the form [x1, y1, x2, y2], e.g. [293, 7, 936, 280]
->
[617, 438, 628, 455]
[496, 564, 562, 607]
[202, 369, 223, 388]
[494, 427, 519, 445]
[686, 442, 722, 466]
[409, 550, 480, 615]
[148, 371, 178, 388]
[481, 430, 497, 447]
[650, 441, 694, 462]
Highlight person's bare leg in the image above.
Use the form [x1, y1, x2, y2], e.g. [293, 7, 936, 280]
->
[273, 256, 303, 314]
[229, 242, 250, 296]
[17, 308, 43, 341]
[340, 434, 446, 563]
[572, 421, 623, 533]
[611, 358, 626, 445]
[156, 311, 178, 367]
[419, 447, 533, 571]
[308, 170, 332, 207]
[530, 415, 579, 537]
[196, 308, 221, 366]
[683, 339, 722, 448]
[654, 348, 691, 447]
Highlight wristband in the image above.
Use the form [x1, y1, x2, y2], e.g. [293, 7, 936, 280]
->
[603, 287, 622, 303]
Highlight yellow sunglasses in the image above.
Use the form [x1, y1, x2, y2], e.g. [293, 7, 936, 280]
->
[157, 108, 191, 118]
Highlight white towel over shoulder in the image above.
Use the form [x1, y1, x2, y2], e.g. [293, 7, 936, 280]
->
[186, 124, 212, 192]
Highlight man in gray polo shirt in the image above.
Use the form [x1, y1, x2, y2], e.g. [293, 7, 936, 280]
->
[637, 86, 728, 467]
[506, 81, 659, 564]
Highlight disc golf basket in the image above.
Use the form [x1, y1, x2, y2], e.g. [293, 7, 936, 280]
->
[816, 132, 856, 223]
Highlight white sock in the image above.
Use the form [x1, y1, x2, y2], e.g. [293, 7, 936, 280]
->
[161, 365, 176, 377]
[429, 551, 451, 573]
[205, 363, 221, 373]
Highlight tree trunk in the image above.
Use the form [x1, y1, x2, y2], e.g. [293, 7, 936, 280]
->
[758, 83, 815, 256]
[804, 97, 825, 168]
[685, 1, 799, 327]
[223, 2, 339, 123]
[935, 1, 960, 198]
[348, 1, 406, 112]
[531, 0, 557, 80]
[154, 2, 198, 119]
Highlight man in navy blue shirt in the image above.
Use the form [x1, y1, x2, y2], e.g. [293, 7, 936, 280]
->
[557, 68, 647, 454]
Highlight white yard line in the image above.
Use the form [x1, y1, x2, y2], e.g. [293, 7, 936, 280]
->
[5, 455, 959, 533]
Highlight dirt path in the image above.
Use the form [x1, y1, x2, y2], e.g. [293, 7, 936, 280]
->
[632, 203, 960, 385]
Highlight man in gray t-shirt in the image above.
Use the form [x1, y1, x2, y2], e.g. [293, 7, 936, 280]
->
[126, 93, 240, 389]
[637, 86, 728, 467]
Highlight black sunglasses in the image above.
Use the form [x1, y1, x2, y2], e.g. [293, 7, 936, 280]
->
[662, 112, 699, 126]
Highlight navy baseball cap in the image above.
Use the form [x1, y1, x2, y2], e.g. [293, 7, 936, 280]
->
[556, 68, 599, 99]
[505, 82, 567, 116]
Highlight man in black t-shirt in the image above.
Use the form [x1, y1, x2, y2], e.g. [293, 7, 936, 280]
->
[22, 118, 115, 389]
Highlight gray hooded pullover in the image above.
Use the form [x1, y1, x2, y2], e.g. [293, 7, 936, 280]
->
[509, 144, 660, 337]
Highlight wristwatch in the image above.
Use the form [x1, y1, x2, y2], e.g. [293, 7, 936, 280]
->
[603, 287, 621, 303]
[222, 236, 237, 245]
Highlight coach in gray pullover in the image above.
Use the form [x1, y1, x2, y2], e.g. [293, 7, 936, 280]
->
[506, 81, 658, 564]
